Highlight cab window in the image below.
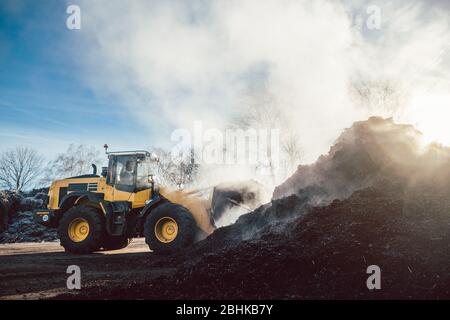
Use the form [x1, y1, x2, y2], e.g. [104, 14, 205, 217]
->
[136, 160, 152, 190]
[115, 157, 136, 186]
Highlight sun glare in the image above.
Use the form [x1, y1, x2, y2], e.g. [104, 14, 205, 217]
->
[406, 93, 450, 146]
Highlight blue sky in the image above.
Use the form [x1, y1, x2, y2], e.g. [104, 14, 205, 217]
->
[0, 0, 153, 159]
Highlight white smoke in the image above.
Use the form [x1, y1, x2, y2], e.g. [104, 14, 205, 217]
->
[72, 0, 450, 166]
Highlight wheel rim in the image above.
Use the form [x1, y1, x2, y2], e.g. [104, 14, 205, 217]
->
[68, 218, 90, 242]
[154, 217, 178, 243]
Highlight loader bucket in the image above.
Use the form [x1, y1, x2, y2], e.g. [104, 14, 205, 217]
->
[159, 180, 268, 236]
[210, 180, 269, 226]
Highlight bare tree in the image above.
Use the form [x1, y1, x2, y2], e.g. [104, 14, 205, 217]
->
[349, 79, 406, 115]
[231, 83, 302, 182]
[149, 147, 199, 189]
[42, 144, 102, 184]
[232, 89, 284, 130]
[281, 130, 302, 176]
[0, 147, 44, 191]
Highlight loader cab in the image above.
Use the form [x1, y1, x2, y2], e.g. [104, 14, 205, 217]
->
[106, 151, 157, 193]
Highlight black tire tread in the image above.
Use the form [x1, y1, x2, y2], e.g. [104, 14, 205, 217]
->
[58, 205, 104, 254]
[144, 201, 197, 253]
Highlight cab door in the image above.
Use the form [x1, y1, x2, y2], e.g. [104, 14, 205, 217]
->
[103, 155, 151, 208]
[132, 158, 152, 208]
[104, 155, 136, 203]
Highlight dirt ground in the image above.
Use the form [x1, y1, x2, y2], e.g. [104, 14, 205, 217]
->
[0, 238, 173, 300]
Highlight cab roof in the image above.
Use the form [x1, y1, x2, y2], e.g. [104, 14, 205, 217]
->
[107, 150, 151, 157]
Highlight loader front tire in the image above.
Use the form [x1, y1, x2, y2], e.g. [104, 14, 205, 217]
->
[58, 205, 104, 254]
[144, 202, 197, 253]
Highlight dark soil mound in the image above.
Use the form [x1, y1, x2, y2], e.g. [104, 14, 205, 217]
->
[0, 191, 57, 243]
[0, 190, 22, 233]
[74, 179, 450, 299]
[274, 117, 450, 204]
[0, 210, 58, 243]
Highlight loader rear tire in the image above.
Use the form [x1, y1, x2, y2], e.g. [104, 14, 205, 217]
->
[58, 205, 104, 254]
[101, 235, 131, 251]
[144, 202, 197, 253]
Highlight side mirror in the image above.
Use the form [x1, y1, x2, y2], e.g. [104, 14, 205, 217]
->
[101, 167, 108, 178]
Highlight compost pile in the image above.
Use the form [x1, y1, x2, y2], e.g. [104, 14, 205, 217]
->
[0, 190, 22, 233]
[0, 191, 57, 243]
[0, 210, 58, 243]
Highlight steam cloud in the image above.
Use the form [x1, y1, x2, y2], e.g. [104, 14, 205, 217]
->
[73, 0, 450, 167]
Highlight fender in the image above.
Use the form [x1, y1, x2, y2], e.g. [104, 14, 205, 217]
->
[139, 194, 164, 219]
[59, 191, 105, 212]
[52, 191, 105, 226]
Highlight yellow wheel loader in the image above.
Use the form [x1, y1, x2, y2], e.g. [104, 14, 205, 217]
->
[34, 148, 266, 254]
